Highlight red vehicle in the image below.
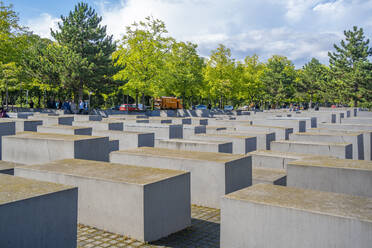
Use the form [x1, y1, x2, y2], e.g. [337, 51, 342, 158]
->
[119, 104, 139, 111]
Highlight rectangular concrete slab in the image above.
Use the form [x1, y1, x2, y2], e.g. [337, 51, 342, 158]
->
[123, 123, 183, 139]
[287, 157, 372, 198]
[290, 132, 364, 160]
[2, 132, 110, 164]
[0, 161, 25, 175]
[221, 184, 372, 248]
[0, 174, 77, 248]
[29, 115, 74, 125]
[248, 150, 313, 170]
[189, 133, 256, 154]
[0, 121, 16, 160]
[155, 138, 233, 153]
[236, 124, 293, 140]
[37, 124, 92, 135]
[15, 159, 190, 242]
[73, 120, 124, 131]
[224, 131, 275, 150]
[252, 168, 286, 186]
[110, 147, 252, 208]
[271, 140, 353, 159]
[92, 130, 154, 150]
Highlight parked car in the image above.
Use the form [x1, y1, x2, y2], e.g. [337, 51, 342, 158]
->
[224, 105, 234, 111]
[119, 104, 139, 111]
[195, 104, 207, 110]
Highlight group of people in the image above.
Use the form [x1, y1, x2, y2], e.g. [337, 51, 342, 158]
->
[29, 99, 89, 114]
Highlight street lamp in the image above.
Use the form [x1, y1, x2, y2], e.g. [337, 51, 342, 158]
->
[88, 91, 92, 113]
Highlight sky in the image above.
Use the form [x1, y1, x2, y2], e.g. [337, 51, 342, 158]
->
[6, 0, 372, 67]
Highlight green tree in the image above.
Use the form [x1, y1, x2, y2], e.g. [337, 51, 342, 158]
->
[328, 26, 372, 107]
[260, 55, 296, 108]
[51, 2, 116, 101]
[296, 58, 329, 108]
[113, 16, 172, 107]
[162, 41, 204, 108]
[204, 44, 237, 107]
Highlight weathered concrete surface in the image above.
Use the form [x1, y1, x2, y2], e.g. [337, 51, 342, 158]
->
[110, 147, 252, 208]
[0, 119, 42, 132]
[189, 133, 256, 154]
[29, 115, 74, 125]
[341, 117, 372, 125]
[37, 124, 92, 135]
[224, 131, 275, 150]
[252, 118, 306, 132]
[248, 150, 312, 170]
[236, 124, 293, 140]
[287, 157, 372, 198]
[123, 123, 183, 139]
[2, 132, 110, 164]
[155, 138, 233, 153]
[73, 120, 124, 131]
[318, 123, 372, 131]
[271, 140, 353, 159]
[309, 128, 372, 161]
[221, 184, 372, 248]
[92, 130, 154, 150]
[72, 115, 102, 121]
[0, 121, 16, 160]
[289, 132, 364, 160]
[0, 161, 24, 175]
[15, 159, 190, 242]
[183, 125, 207, 138]
[0, 174, 77, 248]
[252, 168, 286, 185]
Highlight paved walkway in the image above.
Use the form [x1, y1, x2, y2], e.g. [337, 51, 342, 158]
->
[78, 205, 220, 248]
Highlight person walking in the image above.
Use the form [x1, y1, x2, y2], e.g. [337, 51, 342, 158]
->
[79, 100, 84, 114]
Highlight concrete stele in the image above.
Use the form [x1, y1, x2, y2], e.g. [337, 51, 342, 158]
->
[15, 159, 190, 242]
[221, 183, 372, 248]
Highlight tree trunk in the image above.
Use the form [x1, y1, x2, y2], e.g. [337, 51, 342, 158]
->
[309, 94, 313, 109]
[135, 89, 139, 108]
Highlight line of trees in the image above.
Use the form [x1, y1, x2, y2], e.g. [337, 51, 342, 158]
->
[1, 2, 371, 110]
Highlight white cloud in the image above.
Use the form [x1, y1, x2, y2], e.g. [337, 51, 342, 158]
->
[25, 0, 372, 67]
[26, 13, 60, 38]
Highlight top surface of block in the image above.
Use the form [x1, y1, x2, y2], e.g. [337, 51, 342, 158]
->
[273, 140, 350, 146]
[248, 150, 314, 159]
[289, 157, 372, 171]
[114, 147, 245, 163]
[252, 168, 286, 181]
[93, 130, 151, 135]
[41, 125, 91, 130]
[293, 132, 360, 137]
[0, 174, 75, 205]
[196, 133, 255, 139]
[0, 161, 24, 171]
[162, 139, 229, 145]
[224, 184, 372, 222]
[6, 131, 102, 141]
[19, 159, 187, 185]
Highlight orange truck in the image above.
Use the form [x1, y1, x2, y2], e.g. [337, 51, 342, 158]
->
[154, 97, 183, 110]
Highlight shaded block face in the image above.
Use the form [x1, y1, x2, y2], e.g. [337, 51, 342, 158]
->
[287, 157, 372, 198]
[15, 159, 190, 242]
[221, 184, 372, 248]
[0, 174, 77, 248]
[2, 132, 109, 164]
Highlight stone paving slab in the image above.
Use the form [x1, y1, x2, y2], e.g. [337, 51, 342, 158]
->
[77, 205, 220, 248]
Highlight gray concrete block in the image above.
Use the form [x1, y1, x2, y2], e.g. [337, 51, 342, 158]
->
[92, 130, 154, 150]
[271, 140, 353, 159]
[224, 131, 275, 150]
[252, 118, 306, 132]
[37, 124, 92, 135]
[0, 161, 24, 175]
[72, 114, 102, 121]
[189, 133, 256, 154]
[155, 138, 233, 153]
[15, 159, 190, 242]
[29, 115, 74, 125]
[287, 157, 372, 198]
[290, 132, 364, 160]
[0, 174, 77, 248]
[183, 125, 207, 138]
[73, 120, 124, 131]
[2, 132, 110, 164]
[110, 148, 252, 208]
[341, 117, 372, 125]
[236, 124, 293, 140]
[221, 184, 372, 248]
[252, 168, 286, 185]
[124, 123, 183, 139]
[248, 150, 312, 170]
